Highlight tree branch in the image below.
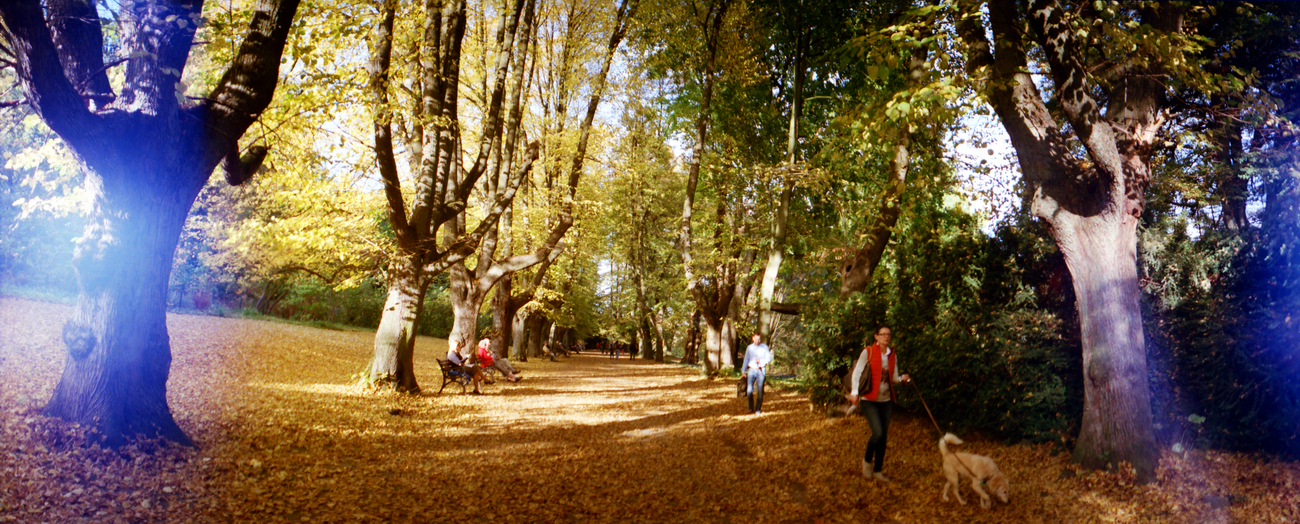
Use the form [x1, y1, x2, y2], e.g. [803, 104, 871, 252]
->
[367, 1, 412, 243]
[204, 0, 302, 141]
[47, 0, 114, 107]
[0, 0, 99, 143]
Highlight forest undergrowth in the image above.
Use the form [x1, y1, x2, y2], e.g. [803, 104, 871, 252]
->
[1, 297, 1296, 523]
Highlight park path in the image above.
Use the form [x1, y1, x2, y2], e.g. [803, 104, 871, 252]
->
[3, 297, 863, 524]
[5, 296, 1292, 523]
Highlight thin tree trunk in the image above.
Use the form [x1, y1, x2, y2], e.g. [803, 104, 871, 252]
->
[1212, 112, 1249, 232]
[839, 32, 926, 297]
[758, 14, 805, 339]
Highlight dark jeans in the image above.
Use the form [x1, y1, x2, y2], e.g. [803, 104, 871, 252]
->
[861, 400, 893, 473]
[747, 369, 766, 412]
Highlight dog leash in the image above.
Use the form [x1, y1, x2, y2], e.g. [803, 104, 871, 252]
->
[906, 379, 982, 482]
[907, 379, 944, 435]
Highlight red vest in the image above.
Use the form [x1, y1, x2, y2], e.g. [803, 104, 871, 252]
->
[860, 343, 895, 402]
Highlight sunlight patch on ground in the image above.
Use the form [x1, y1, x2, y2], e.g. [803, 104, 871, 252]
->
[248, 382, 364, 397]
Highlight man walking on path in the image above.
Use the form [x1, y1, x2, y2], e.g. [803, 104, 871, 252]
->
[742, 333, 773, 414]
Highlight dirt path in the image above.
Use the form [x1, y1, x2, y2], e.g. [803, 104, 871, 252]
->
[2, 297, 1297, 523]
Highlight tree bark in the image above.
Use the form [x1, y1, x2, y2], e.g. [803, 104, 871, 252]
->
[702, 316, 736, 371]
[525, 315, 546, 357]
[368, 258, 425, 392]
[684, 309, 702, 365]
[47, 170, 198, 446]
[446, 263, 485, 355]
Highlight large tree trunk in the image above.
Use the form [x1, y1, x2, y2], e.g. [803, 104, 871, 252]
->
[1, 0, 302, 445]
[1058, 213, 1155, 476]
[640, 316, 654, 360]
[511, 309, 529, 361]
[447, 262, 489, 356]
[702, 316, 736, 372]
[652, 308, 668, 362]
[45, 165, 202, 446]
[525, 315, 546, 357]
[368, 258, 425, 392]
[955, 0, 1174, 482]
[683, 309, 701, 365]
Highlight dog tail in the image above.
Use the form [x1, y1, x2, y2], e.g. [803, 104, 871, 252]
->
[939, 432, 963, 456]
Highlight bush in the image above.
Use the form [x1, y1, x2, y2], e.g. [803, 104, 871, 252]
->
[796, 210, 1082, 445]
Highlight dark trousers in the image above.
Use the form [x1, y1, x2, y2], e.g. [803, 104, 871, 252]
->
[861, 400, 893, 473]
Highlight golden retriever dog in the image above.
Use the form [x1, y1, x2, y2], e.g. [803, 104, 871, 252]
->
[939, 433, 1010, 509]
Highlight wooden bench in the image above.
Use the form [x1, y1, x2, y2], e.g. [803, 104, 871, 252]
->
[437, 359, 473, 394]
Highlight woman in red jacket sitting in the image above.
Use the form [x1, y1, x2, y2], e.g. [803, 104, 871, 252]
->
[475, 338, 522, 383]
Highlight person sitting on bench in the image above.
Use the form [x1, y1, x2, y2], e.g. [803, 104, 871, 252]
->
[448, 341, 488, 394]
[475, 338, 522, 383]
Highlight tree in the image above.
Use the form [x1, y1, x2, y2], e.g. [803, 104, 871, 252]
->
[363, 0, 539, 392]
[666, 0, 741, 374]
[749, 0, 861, 333]
[952, 0, 1205, 481]
[606, 96, 685, 362]
[837, 4, 935, 297]
[449, 0, 637, 359]
[0, 0, 302, 445]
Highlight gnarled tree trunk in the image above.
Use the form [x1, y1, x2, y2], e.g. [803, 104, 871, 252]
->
[1, 0, 302, 445]
[955, 0, 1177, 481]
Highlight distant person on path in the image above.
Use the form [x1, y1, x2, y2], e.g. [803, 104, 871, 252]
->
[742, 333, 773, 414]
[476, 338, 521, 383]
[848, 325, 911, 481]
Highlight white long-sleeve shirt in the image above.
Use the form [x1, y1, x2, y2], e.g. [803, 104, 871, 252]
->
[742, 343, 772, 372]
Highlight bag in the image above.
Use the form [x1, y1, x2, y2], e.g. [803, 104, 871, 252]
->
[853, 348, 873, 395]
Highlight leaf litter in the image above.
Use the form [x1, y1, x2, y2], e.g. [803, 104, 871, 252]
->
[1, 297, 1297, 523]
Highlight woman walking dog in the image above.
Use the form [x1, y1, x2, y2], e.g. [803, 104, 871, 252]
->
[848, 325, 911, 481]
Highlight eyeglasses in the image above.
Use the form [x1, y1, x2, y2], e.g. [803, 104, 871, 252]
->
[876, 332, 891, 337]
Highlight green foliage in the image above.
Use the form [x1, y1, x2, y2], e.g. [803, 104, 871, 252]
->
[797, 204, 1082, 446]
[0, 79, 81, 296]
[1144, 200, 1300, 458]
